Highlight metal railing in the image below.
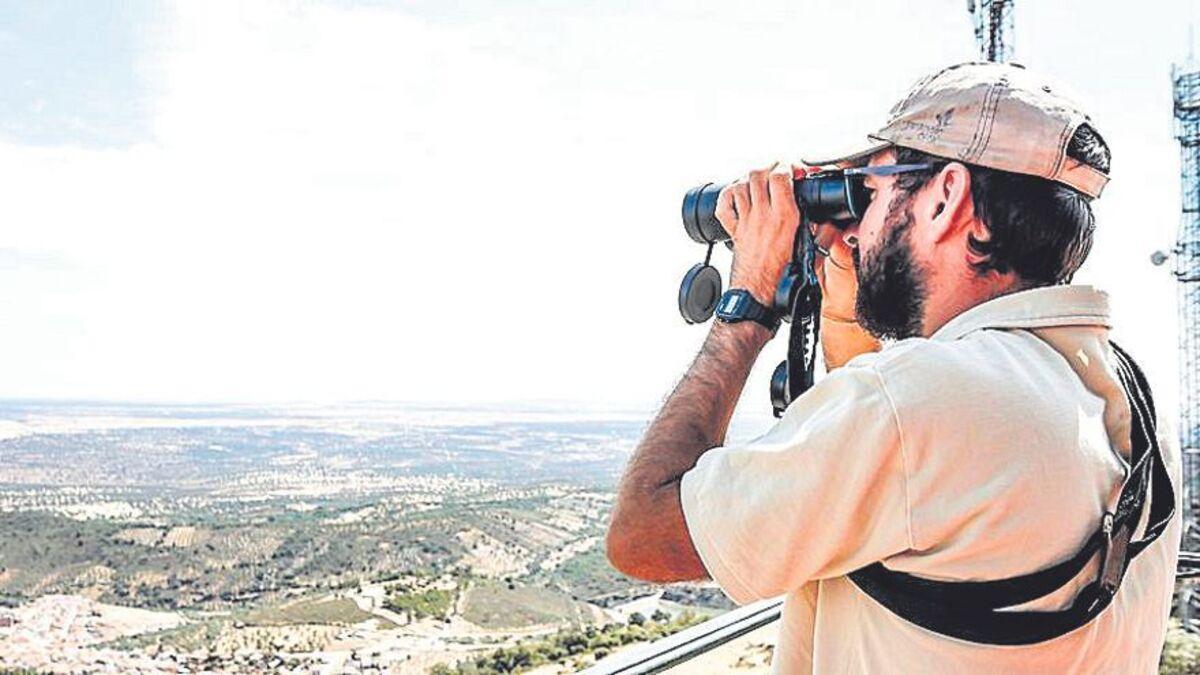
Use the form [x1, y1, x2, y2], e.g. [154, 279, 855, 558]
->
[584, 555, 1200, 674]
[581, 597, 783, 674]
[1181, 552, 1200, 579]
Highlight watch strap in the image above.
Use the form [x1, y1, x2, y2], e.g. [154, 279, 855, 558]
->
[716, 289, 781, 333]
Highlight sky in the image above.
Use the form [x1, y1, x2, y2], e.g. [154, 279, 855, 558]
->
[0, 0, 1193, 419]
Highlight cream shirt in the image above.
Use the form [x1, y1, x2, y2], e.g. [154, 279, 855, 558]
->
[680, 285, 1181, 674]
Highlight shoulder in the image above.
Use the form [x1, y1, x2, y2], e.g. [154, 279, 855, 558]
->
[844, 330, 1073, 423]
[847, 334, 989, 379]
[834, 337, 971, 407]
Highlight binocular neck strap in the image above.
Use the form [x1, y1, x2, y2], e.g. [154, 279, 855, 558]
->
[783, 217, 822, 412]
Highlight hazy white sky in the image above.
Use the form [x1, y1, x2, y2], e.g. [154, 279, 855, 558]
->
[0, 1, 1193, 417]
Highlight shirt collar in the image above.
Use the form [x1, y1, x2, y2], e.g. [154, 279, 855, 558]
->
[930, 285, 1111, 342]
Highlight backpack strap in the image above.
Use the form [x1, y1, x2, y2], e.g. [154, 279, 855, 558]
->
[847, 342, 1175, 645]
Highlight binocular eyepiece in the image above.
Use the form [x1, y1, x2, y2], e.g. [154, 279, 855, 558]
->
[681, 171, 868, 245]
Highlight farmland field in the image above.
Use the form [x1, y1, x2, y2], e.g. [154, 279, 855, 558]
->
[0, 401, 757, 673]
[243, 597, 383, 627]
[460, 583, 599, 630]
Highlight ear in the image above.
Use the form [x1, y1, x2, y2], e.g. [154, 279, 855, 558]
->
[924, 162, 974, 245]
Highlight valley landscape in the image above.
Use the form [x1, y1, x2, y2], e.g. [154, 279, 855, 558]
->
[0, 401, 774, 674]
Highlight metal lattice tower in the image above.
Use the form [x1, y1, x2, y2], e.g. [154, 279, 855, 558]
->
[967, 0, 1014, 62]
[1175, 65, 1200, 568]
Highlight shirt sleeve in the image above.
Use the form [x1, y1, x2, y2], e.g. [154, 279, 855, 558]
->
[679, 362, 913, 605]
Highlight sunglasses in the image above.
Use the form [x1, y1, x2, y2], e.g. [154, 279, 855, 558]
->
[801, 163, 935, 223]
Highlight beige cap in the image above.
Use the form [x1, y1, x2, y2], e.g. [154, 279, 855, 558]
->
[805, 62, 1109, 199]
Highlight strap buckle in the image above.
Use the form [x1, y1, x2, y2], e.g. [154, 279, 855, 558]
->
[1096, 512, 1131, 599]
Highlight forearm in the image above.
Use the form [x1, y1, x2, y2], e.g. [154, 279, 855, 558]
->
[631, 321, 771, 481]
[607, 320, 772, 580]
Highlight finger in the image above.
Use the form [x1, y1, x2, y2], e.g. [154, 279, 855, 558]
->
[811, 221, 841, 255]
[748, 165, 772, 209]
[729, 182, 751, 225]
[821, 231, 856, 270]
[715, 184, 739, 236]
[768, 163, 795, 211]
[828, 243, 854, 271]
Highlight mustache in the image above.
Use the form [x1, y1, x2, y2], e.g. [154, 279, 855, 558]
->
[852, 207, 927, 340]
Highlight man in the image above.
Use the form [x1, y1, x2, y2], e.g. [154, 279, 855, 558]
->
[606, 62, 1181, 673]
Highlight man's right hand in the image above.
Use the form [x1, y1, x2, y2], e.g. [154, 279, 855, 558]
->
[813, 223, 881, 369]
[714, 162, 801, 308]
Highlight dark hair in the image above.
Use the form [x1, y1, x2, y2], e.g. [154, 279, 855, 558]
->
[890, 123, 1110, 286]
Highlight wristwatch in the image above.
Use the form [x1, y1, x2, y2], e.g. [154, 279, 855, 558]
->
[714, 289, 781, 333]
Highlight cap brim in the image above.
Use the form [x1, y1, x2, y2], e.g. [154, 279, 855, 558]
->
[802, 137, 892, 168]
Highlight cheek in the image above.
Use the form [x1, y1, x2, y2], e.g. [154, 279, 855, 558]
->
[854, 202, 887, 251]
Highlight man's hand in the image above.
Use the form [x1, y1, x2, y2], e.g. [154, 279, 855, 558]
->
[715, 162, 800, 306]
[813, 223, 881, 369]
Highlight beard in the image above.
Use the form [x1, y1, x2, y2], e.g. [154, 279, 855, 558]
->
[851, 199, 929, 341]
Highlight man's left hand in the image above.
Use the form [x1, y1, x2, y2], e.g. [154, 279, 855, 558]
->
[715, 162, 801, 306]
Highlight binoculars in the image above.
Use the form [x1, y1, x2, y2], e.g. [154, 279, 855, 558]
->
[677, 168, 870, 331]
[675, 164, 929, 415]
[682, 169, 870, 247]
[676, 171, 857, 416]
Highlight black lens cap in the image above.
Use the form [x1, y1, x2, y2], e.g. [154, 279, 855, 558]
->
[774, 269, 803, 321]
[678, 263, 722, 324]
[770, 360, 790, 417]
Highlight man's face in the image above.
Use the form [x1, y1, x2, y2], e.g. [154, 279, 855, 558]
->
[847, 150, 930, 340]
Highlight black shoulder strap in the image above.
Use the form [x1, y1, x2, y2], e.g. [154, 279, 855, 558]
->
[846, 342, 1175, 645]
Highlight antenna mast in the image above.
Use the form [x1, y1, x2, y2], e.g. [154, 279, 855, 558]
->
[1173, 52, 1200, 630]
[967, 0, 1015, 62]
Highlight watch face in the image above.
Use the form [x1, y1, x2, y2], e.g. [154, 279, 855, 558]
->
[717, 290, 749, 320]
[719, 292, 745, 316]
[715, 289, 777, 331]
